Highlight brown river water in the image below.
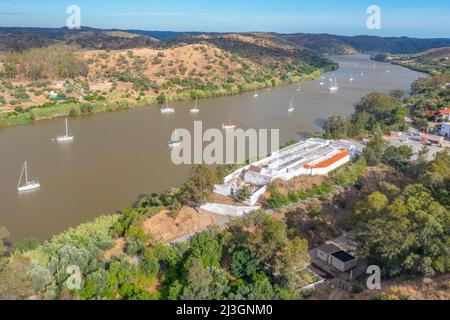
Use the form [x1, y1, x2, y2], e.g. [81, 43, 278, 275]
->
[0, 55, 424, 242]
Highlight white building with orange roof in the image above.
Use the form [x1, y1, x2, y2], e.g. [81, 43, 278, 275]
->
[214, 139, 357, 205]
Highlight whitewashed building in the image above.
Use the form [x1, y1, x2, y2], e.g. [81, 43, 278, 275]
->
[214, 139, 356, 205]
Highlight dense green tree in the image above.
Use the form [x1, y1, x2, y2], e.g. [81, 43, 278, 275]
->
[190, 231, 222, 269]
[181, 164, 217, 209]
[383, 145, 413, 172]
[14, 238, 39, 253]
[181, 258, 213, 300]
[323, 115, 353, 139]
[353, 184, 449, 277]
[141, 248, 160, 277]
[229, 246, 259, 279]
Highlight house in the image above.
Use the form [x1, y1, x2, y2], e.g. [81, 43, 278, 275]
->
[316, 243, 357, 273]
[438, 108, 450, 122]
[440, 122, 450, 137]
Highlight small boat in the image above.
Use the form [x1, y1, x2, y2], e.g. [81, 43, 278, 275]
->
[288, 98, 295, 113]
[386, 69, 391, 73]
[360, 71, 365, 76]
[190, 99, 200, 113]
[17, 161, 40, 192]
[160, 101, 175, 113]
[56, 118, 74, 142]
[328, 77, 339, 92]
[253, 89, 259, 98]
[349, 74, 354, 82]
[168, 129, 181, 148]
[222, 115, 236, 130]
[320, 76, 325, 86]
[296, 84, 301, 92]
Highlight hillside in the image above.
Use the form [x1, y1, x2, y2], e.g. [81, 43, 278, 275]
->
[373, 47, 450, 74]
[282, 33, 450, 55]
[0, 34, 335, 125]
[2, 27, 450, 55]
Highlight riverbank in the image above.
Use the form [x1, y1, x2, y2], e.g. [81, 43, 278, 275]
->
[0, 68, 329, 127]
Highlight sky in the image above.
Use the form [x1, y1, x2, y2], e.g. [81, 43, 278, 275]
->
[0, 0, 449, 38]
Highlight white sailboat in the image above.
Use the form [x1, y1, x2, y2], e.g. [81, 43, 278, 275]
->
[319, 76, 325, 86]
[160, 101, 175, 113]
[222, 115, 236, 130]
[253, 89, 259, 98]
[386, 69, 391, 74]
[190, 99, 200, 113]
[56, 118, 74, 142]
[349, 73, 354, 82]
[168, 129, 182, 148]
[296, 84, 301, 92]
[328, 77, 339, 92]
[17, 161, 40, 192]
[288, 98, 295, 113]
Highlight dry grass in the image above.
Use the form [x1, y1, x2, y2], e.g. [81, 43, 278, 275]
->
[143, 206, 229, 243]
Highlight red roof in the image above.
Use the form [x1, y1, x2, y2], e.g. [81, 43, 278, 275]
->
[304, 149, 350, 170]
[440, 108, 450, 115]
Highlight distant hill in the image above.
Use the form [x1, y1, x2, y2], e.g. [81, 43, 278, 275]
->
[0, 27, 159, 51]
[1, 27, 450, 55]
[280, 33, 450, 55]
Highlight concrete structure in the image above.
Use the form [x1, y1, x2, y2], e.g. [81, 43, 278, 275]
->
[214, 139, 356, 205]
[315, 243, 357, 273]
[420, 134, 445, 146]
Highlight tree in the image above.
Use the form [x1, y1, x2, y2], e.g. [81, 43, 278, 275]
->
[14, 238, 39, 253]
[383, 145, 413, 172]
[274, 237, 310, 290]
[181, 258, 213, 300]
[190, 231, 222, 269]
[363, 126, 387, 166]
[181, 165, 217, 209]
[389, 88, 405, 100]
[0, 223, 9, 256]
[229, 246, 259, 279]
[322, 116, 352, 139]
[352, 184, 450, 277]
[141, 248, 160, 277]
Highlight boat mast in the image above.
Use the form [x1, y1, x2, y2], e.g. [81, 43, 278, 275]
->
[24, 161, 28, 184]
[65, 118, 68, 136]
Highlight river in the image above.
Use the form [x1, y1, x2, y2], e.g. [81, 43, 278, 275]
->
[0, 55, 425, 242]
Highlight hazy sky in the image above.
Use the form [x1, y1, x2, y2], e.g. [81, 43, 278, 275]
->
[1, 0, 449, 37]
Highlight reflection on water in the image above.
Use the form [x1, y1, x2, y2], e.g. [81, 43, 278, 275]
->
[0, 55, 424, 241]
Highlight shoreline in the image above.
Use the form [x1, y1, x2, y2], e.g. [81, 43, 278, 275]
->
[0, 68, 333, 128]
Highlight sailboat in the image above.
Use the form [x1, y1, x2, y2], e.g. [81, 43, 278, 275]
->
[56, 118, 74, 142]
[288, 98, 295, 113]
[253, 89, 259, 98]
[360, 70, 365, 76]
[17, 161, 40, 192]
[328, 77, 339, 92]
[296, 84, 301, 92]
[319, 76, 325, 86]
[160, 101, 175, 113]
[373, 62, 376, 69]
[168, 129, 182, 148]
[386, 69, 391, 74]
[222, 115, 236, 130]
[349, 74, 354, 82]
[190, 99, 200, 113]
